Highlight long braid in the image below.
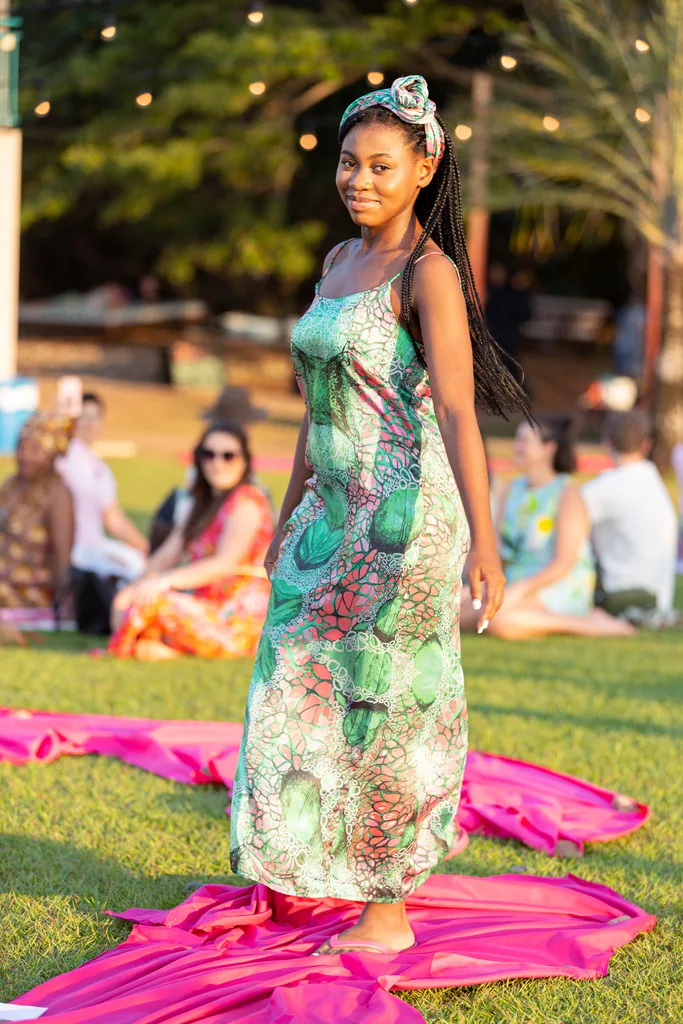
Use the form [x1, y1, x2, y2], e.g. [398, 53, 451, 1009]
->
[340, 109, 534, 421]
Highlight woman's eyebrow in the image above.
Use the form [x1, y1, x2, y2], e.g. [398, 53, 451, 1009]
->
[340, 150, 393, 160]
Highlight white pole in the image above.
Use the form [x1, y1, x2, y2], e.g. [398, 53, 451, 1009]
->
[0, 0, 19, 382]
[0, 126, 21, 381]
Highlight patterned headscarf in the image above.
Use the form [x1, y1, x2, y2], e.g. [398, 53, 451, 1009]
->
[340, 74, 445, 168]
[18, 413, 73, 460]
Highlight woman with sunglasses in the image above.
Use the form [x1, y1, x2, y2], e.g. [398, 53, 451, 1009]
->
[109, 421, 274, 661]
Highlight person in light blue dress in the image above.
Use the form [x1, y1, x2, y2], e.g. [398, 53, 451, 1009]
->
[463, 417, 633, 639]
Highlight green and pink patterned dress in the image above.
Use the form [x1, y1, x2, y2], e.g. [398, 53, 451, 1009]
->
[230, 243, 470, 903]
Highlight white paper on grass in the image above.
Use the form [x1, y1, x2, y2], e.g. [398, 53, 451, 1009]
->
[0, 1006, 47, 1020]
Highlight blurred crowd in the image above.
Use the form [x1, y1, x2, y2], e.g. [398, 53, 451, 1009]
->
[0, 379, 681, 655]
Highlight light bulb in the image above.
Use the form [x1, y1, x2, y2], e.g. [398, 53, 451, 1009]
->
[635, 107, 651, 123]
[455, 124, 472, 141]
[249, 81, 266, 96]
[0, 31, 17, 52]
[299, 133, 318, 151]
[35, 100, 51, 117]
[101, 16, 116, 40]
[136, 91, 153, 107]
[248, 3, 264, 23]
[403, 0, 419, 6]
[635, 38, 650, 52]
[367, 71, 384, 86]
[500, 55, 517, 70]
[543, 115, 560, 132]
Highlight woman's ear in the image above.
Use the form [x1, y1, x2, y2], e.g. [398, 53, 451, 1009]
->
[417, 155, 437, 189]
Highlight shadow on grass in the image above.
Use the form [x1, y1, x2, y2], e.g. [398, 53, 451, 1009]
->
[469, 701, 683, 739]
[0, 831, 242, 910]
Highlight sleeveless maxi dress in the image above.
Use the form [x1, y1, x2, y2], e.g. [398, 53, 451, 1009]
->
[231, 243, 470, 903]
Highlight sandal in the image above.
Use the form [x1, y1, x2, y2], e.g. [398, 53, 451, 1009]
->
[312, 933, 417, 957]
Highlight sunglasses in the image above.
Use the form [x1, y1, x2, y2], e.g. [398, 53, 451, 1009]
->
[198, 447, 243, 463]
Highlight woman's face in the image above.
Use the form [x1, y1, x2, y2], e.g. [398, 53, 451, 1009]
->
[336, 123, 435, 228]
[16, 436, 52, 480]
[197, 430, 247, 492]
[513, 422, 555, 473]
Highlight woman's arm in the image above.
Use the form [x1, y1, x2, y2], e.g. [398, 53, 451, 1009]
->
[413, 255, 505, 630]
[159, 496, 264, 592]
[512, 486, 589, 597]
[46, 478, 74, 594]
[276, 415, 312, 531]
[142, 526, 185, 576]
[264, 415, 312, 576]
[103, 502, 150, 554]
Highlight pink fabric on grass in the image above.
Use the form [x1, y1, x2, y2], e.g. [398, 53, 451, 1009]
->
[0, 707, 648, 856]
[12, 874, 655, 1023]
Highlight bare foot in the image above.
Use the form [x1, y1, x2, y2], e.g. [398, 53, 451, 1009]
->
[555, 839, 582, 858]
[319, 901, 415, 954]
[0, 622, 26, 647]
[133, 638, 181, 661]
[612, 793, 638, 812]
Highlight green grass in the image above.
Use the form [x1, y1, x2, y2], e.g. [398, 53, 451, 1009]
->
[1, 456, 682, 1022]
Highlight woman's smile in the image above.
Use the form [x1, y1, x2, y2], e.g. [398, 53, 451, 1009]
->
[347, 193, 380, 209]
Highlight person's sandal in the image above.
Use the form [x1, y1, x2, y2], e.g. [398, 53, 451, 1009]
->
[312, 933, 417, 956]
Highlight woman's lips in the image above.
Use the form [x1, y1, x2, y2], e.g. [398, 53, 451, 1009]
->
[347, 195, 379, 208]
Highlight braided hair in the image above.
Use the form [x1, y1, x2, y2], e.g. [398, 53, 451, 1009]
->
[339, 106, 534, 421]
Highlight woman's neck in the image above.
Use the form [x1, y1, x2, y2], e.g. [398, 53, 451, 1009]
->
[359, 214, 422, 255]
[526, 466, 556, 488]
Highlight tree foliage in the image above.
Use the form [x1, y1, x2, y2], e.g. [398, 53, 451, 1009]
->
[17, 0, 513, 296]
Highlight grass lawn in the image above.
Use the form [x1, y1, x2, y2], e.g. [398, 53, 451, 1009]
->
[1, 455, 682, 1022]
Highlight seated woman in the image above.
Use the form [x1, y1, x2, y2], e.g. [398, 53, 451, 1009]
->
[461, 418, 633, 639]
[0, 414, 74, 633]
[109, 421, 274, 661]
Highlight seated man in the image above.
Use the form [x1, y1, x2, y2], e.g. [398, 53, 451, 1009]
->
[57, 392, 148, 581]
[581, 409, 678, 620]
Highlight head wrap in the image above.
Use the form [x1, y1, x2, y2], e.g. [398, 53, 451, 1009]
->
[18, 413, 73, 460]
[340, 74, 445, 168]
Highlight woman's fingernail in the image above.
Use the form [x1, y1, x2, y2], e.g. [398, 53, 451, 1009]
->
[472, 598, 482, 611]
[477, 619, 490, 634]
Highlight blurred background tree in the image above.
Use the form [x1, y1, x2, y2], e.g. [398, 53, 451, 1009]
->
[478, 0, 683, 462]
[17, 0, 515, 310]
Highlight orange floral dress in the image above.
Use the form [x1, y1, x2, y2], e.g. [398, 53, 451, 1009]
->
[109, 483, 274, 659]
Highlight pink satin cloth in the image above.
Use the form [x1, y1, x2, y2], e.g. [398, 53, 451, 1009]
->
[12, 875, 655, 1023]
[0, 707, 649, 856]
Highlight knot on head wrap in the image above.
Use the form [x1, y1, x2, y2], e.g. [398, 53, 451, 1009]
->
[340, 74, 445, 168]
[18, 413, 74, 459]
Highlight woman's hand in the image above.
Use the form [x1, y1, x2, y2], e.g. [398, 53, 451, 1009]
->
[133, 574, 172, 604]
[465, 544, 506, 633]
[264, 527, 287, 579]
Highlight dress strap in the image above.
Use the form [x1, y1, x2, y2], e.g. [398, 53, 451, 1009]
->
[320, 239, 354, 280]
[415, 250, 462, 285]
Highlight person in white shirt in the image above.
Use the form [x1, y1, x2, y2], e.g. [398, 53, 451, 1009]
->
[581, 409, 678, 616]
[57, 392, 149, 581]
[672, 443, 683, 574]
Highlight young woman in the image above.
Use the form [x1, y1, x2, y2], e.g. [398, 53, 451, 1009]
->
[0, 414, 74, 617]
[462, 418, 633, 639]
[109, 421, 273, 661]
[230, 76, 532, 955]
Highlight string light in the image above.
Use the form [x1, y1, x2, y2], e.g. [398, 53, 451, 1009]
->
[248, 81, 266, 96]
[543, 115, 560, 132]
[34, 100, 51, 117]
[136, 91, 153, 107]
[367, 70, 384, 86]
[247, 3, 264, 24]
[455, 124, 472, 141]
[634, 38, 650, 52]
[0, 31, 17, 53]
[500, 54, 517, 70]
[100, 15, 116, 40]
[403, 0, 419, 6]
[299, 132, 318, 151]
[635, 107, 651, 123]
